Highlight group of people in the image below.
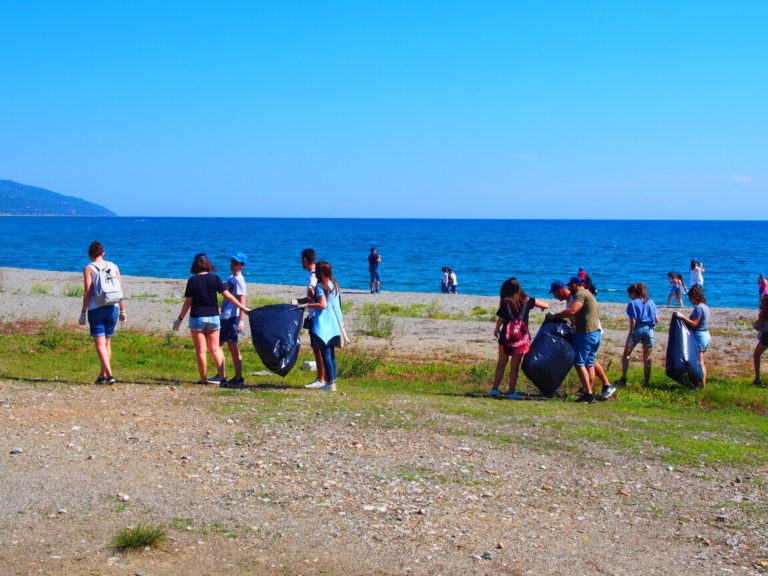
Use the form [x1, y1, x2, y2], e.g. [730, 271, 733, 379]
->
[440, 267, 458, 294]
[489, 260, 766, 402]
[79, 244, 767, 395]
[80, 242, 346, 390]
[666, 259, 705, 306]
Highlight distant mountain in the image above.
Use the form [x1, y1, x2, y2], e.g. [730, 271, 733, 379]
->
[0, 180, 116, 216]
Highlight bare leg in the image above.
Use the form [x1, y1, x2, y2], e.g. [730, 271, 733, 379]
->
[93, 335, 113, 378]
[642, 344, 653, 386]
[507, 354, 523, 394]
[492, 345, 509, 390]
[575, 365, 595, 394]
[191, 330, 208, 381]
[594, 361, 609, 387]
[207, 330, 226, 379]
[620, 338, 634, 382]
[754, 344, 766, 383]
[227, 341, 242, 379]
[699, 351, 707, 389]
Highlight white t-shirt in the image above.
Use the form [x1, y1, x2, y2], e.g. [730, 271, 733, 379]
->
[690, 266, 704, 286]
[220, 273, 247, 320]
[306, 269, 317, 318]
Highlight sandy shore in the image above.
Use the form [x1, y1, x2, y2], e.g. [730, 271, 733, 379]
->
[0, 266, 762, 379]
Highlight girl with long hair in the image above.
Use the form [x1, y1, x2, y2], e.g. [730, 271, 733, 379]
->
[305, 260, 345, 391]
[174, 253, 250, 386]
[677, 284, 711, 388]
[490, 277, 549, 399]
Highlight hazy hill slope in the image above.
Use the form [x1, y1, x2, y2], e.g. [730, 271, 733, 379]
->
[0, 180, 116, 216]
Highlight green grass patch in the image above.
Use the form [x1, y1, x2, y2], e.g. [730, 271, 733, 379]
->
[2, 319, 768, 471]
[63, 284, 85, 297]
[358, 301, 495, 322]
[111, 524, 166, 552]
[31, 283, 52, 294]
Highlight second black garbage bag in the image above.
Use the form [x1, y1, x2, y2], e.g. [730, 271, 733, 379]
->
[665, 314, 704, 388]
[522, 319, 575, 396]
[249, 304, 305, 377]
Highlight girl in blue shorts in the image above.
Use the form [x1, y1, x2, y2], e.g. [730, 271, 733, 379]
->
[678, 284, 711, 388]
[174, 253, 250, 386]
[79, 241, 126, 385]
[618, 283, 657, 387]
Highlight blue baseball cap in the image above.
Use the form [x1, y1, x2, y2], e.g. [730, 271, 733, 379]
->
[569, 276, 586, 286]
[549, 280, 566, 294]
[231, 252, 248, 265]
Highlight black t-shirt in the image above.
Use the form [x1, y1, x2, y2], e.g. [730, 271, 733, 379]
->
[184, 273, 226, 317]
[496, 296, 535, 324]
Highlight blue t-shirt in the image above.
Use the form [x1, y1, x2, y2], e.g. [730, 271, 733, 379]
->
[312, 284, 343, 345]
[368, 252, 380, 271]
[690, 303, 710, 331]
[626, 298, 657, 326]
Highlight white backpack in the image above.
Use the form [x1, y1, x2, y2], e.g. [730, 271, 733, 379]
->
[89, 262, 123, 306]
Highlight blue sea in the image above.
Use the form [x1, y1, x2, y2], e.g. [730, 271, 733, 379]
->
[1, 217, 766, 309]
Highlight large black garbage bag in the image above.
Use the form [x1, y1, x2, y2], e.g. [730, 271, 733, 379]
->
[522, 319, 575, 396]
[665, 315, 704, 388]
[249, 304, 305, 377]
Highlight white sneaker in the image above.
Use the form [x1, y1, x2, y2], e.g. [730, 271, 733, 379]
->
[319, 382, 337, 391]
[304, 381, 324, 389]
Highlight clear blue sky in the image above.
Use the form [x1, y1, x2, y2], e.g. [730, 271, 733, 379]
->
[1, 1, 766, 219]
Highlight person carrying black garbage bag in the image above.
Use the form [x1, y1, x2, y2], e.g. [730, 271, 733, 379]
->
[546, 277, 604, 403]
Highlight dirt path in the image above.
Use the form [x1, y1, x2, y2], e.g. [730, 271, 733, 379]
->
[2, 381, 766, 576]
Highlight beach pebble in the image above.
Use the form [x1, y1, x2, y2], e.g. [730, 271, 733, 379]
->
[10, 447, 23, 454]
[117, 493, 130, 502]
[301, 361, 317, 371]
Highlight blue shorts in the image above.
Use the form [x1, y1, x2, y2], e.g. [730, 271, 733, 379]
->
[693, 330, 711, 352]
[88, 305, 118, 338]
[628, 324, 655, 348]
[189, 315, 221, 332]
[219, 317, 240, 344]
[573, 331, 601, 367]
[370, 269, 381, 282]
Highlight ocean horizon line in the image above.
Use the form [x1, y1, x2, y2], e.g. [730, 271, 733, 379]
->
[3, 215, 767, 223]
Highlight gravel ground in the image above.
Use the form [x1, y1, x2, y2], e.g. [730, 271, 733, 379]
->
[1, 267, 767, 575]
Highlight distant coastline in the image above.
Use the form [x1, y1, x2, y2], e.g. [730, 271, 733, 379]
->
[0, 179, 115, 216]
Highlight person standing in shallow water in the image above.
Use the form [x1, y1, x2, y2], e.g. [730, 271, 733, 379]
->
[368, 247, 381, 294]
[690, 259, 705, 287]
[79, 241, 126, 385]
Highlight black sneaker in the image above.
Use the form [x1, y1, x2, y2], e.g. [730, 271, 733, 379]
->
[230, 376, 245, 387]
[94, 376, 107, 385]
[575, 393, 595, 403]
[105, 376, 117, 385]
